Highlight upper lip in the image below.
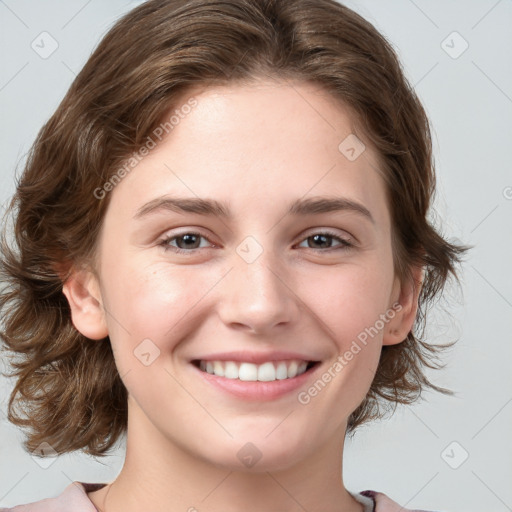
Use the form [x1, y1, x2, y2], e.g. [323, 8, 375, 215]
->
[192, 350, 321, 365]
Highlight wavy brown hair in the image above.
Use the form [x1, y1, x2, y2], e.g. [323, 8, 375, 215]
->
[0, 0, 468, 456]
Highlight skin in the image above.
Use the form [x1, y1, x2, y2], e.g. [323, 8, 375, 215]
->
[63, 79, 422, 512]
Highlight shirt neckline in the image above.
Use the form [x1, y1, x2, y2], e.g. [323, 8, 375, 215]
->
[77, 482, 376, 511]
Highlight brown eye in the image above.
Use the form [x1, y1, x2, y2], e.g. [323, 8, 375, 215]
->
[297, 231, 353, 251]
[160, 232, 213, 254]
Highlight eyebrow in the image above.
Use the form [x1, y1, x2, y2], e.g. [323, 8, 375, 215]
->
[134, 195, 374, 223]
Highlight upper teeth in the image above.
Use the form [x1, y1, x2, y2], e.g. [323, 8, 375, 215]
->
[199, 359, 310, 381]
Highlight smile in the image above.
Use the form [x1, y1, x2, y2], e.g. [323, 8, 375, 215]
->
[194, 359, 317, 382]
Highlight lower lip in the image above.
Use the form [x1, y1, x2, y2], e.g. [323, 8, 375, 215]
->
[191, 362, 321, 401]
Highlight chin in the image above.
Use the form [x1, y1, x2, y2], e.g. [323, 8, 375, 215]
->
[197, 435, 310, 473]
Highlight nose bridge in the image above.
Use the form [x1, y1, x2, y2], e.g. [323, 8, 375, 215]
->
[218, 235, 298, 333]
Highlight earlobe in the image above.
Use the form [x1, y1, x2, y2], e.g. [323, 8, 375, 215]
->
[62, 268, 109, 340]
[382, 266, 424, 346]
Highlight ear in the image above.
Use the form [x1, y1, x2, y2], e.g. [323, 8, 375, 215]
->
[382, 265, 424, 346]
[62, 267, 109, 340]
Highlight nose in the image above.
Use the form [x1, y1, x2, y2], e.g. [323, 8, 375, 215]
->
[217, 246, 300, 336]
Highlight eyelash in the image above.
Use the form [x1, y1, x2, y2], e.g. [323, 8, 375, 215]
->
[159, 230, 354, 255]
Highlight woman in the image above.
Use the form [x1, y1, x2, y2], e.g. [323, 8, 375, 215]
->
[0, 0, 467, 510]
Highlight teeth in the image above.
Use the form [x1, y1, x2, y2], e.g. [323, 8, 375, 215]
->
[288, 360, 298, 378]
[257, 362, 275, 382]
[197, 359, 311, 381]
[239, 362, 258, 381]
[213, 361, 224, 377]
[225, 361, 238, 379]
[276, 362, 289, 379]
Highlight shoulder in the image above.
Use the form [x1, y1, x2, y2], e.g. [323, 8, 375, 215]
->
[0, 482, 107, 512]
[353, 490, 446, 512]
[1, 485, 445, 512]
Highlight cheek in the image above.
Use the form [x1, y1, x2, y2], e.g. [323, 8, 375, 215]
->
[294, 262, 394, 416]
[100, 255, 222, 365]
[302, 257, 395, 345]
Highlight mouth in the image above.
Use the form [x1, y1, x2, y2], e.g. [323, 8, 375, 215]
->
[191, 359, 320, 382]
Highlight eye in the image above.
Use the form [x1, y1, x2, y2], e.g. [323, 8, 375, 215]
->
[159, 229, 354, 255]
[159, 231, 214, 254]
[296, 230, 354, 251]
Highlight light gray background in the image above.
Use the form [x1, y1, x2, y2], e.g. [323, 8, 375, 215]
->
[0, 0, 511, 510]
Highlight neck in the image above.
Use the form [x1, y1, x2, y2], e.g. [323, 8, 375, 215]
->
[89, 397, 363, 512]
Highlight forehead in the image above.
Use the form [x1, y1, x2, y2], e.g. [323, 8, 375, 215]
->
[107, 80, 389, 225]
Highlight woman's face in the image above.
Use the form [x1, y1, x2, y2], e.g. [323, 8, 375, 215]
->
[67, 79, 417, 471]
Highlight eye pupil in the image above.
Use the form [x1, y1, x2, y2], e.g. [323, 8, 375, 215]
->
[310, 234, 331, 248]
[177, 234, 200, 249]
